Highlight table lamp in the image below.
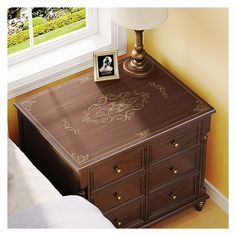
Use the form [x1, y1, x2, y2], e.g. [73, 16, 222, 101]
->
[111, 8, 168, 78]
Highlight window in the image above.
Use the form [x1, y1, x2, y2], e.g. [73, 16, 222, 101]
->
[7, 7, 87, 56]
[8, 8, 126, 99]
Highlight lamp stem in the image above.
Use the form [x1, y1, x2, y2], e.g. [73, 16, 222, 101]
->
[130, 30, 146, 69]
[123, 29, 154, 78]
[135, 30, 143, 52]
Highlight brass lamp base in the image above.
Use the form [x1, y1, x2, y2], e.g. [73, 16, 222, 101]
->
[123, 56, 154, 78]
[123, 30, 154, 78]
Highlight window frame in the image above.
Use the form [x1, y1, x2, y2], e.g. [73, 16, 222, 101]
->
[8, 8, 127, 99]
[8, 7, 95, 65]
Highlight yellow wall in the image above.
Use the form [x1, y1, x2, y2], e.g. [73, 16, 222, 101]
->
[8, 8, 228, 198]
[127, 8, 228, 197]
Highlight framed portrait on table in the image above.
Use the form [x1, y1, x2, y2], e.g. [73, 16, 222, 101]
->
[93, 49, 120, 82]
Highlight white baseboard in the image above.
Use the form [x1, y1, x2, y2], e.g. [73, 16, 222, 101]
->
[204, 179, 228, 214]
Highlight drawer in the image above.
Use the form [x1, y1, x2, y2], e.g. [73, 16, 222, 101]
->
[150, 123, 201, 163]
[105, 199, 145, 228]
[149, 175, 199, 218]
[150, 149, 200, 190]
[90, 148, 144, 190]
[91, 174, 145, 212]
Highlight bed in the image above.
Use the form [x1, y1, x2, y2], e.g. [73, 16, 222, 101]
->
[8, 138, 115, 228]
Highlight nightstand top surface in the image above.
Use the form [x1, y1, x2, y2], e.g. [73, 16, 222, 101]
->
[15, 57, 215, 169]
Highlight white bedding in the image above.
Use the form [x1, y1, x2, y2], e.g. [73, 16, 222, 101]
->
[8, 195, 114, 228]
[8, 138, 61, 215]
[8, 139, 115, 228]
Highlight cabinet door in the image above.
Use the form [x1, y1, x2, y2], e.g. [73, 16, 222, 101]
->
[150, 123, 201, 163]
[105, 199, 146, 228]
[149, 175, 199, 219]
[91, 174, 145, 212]
[90, 147, 145, 191]
[150, 148, 200, 190]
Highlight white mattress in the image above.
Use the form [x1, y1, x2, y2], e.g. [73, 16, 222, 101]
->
[8, 138, 61, 215]
[8, 195, 114, 228]
[8, 139, 115, 228]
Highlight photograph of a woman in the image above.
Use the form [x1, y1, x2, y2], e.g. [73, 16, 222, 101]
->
[94, 49, 119, 82]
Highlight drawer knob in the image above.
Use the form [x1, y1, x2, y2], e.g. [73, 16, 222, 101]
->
[115, 219, 122, 227]
[172, 140, 179, 148]
[114, 192, 122, 200]
[170, 167, 178, 174]
[114, 165, 122, 173]
[169, 192, 177, 200]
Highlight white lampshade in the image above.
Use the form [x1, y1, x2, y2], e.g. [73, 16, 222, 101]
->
[111, 8, 168, 30]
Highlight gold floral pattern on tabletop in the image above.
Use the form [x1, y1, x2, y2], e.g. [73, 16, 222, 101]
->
[82, 90, 150, 124]
[22, 99, 36, 112]
[136, 129, 150, 138]
[61, 117, 81, 135]
[148, 81, 169, 98]
[193, 100, 209, 113]
[71, 153, 90, 164]
[80, 75, 93, 84]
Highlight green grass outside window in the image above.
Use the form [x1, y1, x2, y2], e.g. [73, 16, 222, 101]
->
[8, 19, 86, 55]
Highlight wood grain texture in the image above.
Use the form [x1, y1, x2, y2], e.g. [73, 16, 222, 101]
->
[104, 199, 146, 228]
[14, 56, 215, 228]
[91, 174, 145, 212]
[149, 174, 199, 217]
[14, 57, 215, 170]
[90, 147, 145, 191]
[150, 148, 200, 190]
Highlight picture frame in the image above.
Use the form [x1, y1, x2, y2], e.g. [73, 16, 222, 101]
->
[93, 49, 120, 82]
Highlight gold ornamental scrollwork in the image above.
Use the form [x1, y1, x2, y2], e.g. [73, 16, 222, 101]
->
[82, 90, 150, 124]
[71, 153, 90, 164]
[193, 100, 209, 113]
[148, 81, 169, 98]
[61, 117, 81, 136]
[136, 129, 150, 138]
[80, 75, 93, 84]
[22, 99, 36, 112]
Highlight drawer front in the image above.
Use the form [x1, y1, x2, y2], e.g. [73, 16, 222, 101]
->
[91, 175, 145, 212]
[149, 175, 199, 218]
[105, 199, 145, 228]
[150, 149, 200, 190]
[90, 148, 144, 190]
[150, 124, 201, 163]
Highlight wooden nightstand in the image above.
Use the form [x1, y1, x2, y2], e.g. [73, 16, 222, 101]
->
[14, 56, 215, 228]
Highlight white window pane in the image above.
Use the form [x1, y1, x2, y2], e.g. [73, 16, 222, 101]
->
[7, 7, 30, 55]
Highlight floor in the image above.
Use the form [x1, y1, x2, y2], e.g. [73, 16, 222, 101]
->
[151, 199, 228, 228]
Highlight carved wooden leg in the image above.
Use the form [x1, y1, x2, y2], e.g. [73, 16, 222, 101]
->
[195, 201, 205, 211]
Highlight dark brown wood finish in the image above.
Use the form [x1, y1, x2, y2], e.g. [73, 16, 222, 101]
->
[104, 199, 146, 228]
[148, 174, 199, 219]
[150, 148, 200, 190]
[90, 147, 145, 191]
[150, 122, 201, 163]
[14, 56, 215, 228]
[90, 174, 145, 212]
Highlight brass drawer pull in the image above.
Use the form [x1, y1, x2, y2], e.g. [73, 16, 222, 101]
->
[170, 166, 178, 174]
[171, 140, 179, 148]
[114, 192, 122, 200]
[115, 219, 122, 227]
[114, 165, 122, 173]
[169, 192, 177, 200]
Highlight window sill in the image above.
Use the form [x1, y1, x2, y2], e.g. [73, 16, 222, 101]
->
[8, 9, 126, 99]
